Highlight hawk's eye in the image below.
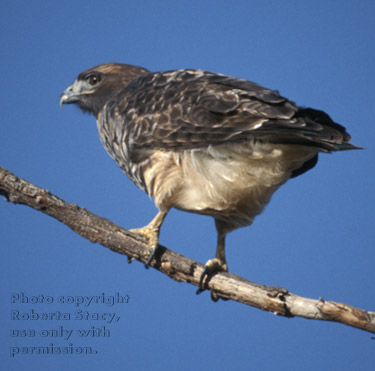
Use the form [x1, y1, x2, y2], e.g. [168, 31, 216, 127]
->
[87, 74, 101, 86]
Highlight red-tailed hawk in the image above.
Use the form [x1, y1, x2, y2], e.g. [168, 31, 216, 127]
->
[60, 63, 359, 296]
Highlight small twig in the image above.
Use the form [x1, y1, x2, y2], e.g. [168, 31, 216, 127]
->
[1, 165, 374, 334]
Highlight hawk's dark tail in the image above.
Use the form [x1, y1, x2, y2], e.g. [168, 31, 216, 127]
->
[295, 108, 362, 151]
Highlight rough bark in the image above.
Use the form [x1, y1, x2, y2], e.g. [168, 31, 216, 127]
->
[1, 165, 374, 334]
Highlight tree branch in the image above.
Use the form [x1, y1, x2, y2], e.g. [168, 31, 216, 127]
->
[1, 165, 374, 334]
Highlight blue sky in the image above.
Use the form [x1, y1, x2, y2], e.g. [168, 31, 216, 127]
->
[1, 1, 374, 370]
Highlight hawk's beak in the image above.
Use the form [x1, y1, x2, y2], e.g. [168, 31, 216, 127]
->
[59, 85, 79, 108]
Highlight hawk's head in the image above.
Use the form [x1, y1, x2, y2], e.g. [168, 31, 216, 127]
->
[60, 63, 150, 117]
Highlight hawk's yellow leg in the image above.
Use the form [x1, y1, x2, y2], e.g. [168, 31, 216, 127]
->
[198, 223, 228, 298]
[130, 211, 168, 268]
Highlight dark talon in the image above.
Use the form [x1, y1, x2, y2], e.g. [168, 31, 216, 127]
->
[199, 267, 208, 293]
[210, 291, 219, 302]
[198, 266, 210, 293]
[145, 247, 156, 269]
[197, 260, 229, 299]
[196, 287, 204, 295]
[210, 290, 229, 302]
[127, 256, 134, 264]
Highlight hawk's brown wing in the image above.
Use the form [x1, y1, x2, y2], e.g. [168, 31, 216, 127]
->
[104, 69, 358, 159]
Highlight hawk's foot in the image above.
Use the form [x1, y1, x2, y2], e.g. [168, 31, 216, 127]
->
[129, 226, 159, 268]
[197, 258, 228, 295]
